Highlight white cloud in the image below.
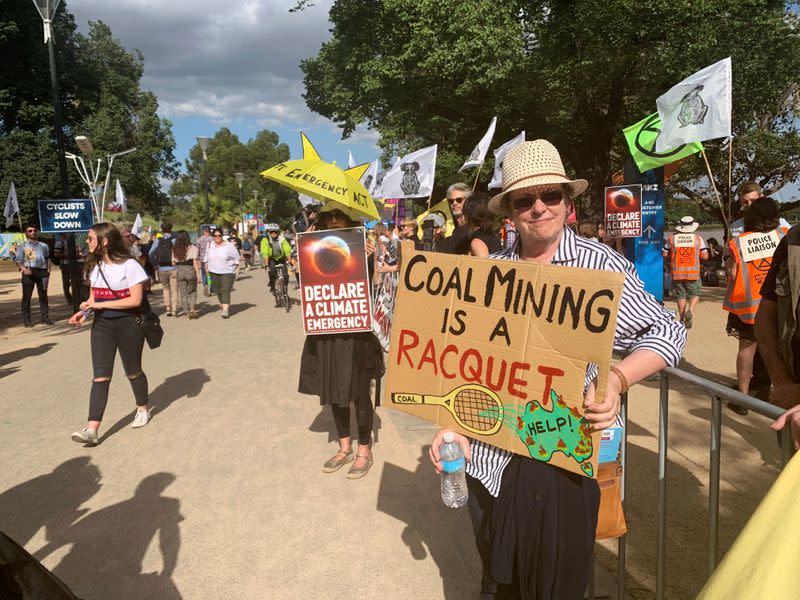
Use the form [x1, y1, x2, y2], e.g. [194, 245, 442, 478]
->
[69, 0, 335, 127]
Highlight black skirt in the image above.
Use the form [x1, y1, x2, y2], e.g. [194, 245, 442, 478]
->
[298, 332, 385, 408]
[469, 456, 600, 600]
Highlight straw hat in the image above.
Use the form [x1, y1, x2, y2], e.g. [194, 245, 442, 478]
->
[488, 140, 588, 215]
[675, 216, 699, 233]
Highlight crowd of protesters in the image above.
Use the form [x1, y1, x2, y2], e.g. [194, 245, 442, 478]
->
[8, 136, 800, 600]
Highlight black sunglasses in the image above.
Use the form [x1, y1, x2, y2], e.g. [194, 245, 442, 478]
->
[26, 228, 37, 233]
[510, 189, 565, 212]
[213, 234, 222, 238]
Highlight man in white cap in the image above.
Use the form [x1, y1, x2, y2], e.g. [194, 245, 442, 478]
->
[663, 216, 709, 328]
[429, 139, 686, 599]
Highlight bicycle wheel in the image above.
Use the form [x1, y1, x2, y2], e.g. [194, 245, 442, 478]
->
[274, 277, 284, 308]
[284, 284, 291, 313]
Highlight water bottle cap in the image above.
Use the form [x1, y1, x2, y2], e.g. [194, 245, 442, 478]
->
[442, 431, 455, 443]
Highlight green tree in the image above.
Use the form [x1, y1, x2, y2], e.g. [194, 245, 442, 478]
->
[169, 128, 299, 226]
[299, 0, 800, 223]
[0, 1, 177, 226]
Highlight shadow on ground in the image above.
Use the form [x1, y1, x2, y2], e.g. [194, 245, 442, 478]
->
[99, 368, 211, 443]
[0, 459, 184, 600]
[0, 342, 57, 367]
[376, 446, 479, 599]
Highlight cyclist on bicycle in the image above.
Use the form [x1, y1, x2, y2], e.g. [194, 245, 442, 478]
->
[260, 223, 292, 296]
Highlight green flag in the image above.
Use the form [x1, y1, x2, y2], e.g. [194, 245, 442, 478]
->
[623, 112, 703, 172]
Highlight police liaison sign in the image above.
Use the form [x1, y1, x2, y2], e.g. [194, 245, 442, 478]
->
[38, 199, 94, 233]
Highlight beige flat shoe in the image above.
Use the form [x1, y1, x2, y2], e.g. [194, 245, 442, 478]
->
[347, 452, 374, 479]
[323, 449, 354, 473]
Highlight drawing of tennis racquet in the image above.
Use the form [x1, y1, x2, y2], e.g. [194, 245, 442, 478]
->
[391, 384, 504, 435]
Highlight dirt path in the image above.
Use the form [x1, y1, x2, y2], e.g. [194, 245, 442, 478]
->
[0, 265, 785, 599]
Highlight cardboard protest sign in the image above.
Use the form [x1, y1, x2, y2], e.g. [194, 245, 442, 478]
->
[385, 243, 625, 478]
[605, 185, 642, 239]
[297, 227, 373, 335]
[372, 272, 398, 351]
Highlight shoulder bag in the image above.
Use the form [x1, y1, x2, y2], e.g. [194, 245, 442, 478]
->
[595, 459, 627, 540]
[97, 264, 164, 349]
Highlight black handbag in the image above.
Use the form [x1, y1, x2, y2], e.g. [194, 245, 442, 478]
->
[97, 264, 164, 349]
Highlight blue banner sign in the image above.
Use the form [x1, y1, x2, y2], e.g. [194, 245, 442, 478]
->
[623, 166, 665, 301]
[38, 199, 94, 233]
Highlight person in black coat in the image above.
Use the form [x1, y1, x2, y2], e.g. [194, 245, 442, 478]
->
[298, 204, 384, 479]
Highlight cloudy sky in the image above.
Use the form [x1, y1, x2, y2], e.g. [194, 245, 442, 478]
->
[68, 0, 381, 174]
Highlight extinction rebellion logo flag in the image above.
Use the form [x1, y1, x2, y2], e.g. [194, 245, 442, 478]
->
[622, 113, 703, 173]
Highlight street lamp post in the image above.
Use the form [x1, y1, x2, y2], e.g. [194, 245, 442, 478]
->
[234, 172, 245, 235]
[32, 0, 68, 197]
[31, 0, 83, 312]
[197, 137, 211, 224]
[100, 146, 137, 221]
[68, 136, 136, 221]
[66, 135, 100, 218]
[252, 189, 261, 229]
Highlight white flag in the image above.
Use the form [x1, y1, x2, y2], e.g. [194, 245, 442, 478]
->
[131, 213, 144, 237]
[4, 182, 19, 228]
[359, 160, 379, 196]
[655, 57, 732, 152]
[115, 179, 127, 213]
[459, 116, 497, 172]
[347, 150, 356, 169]
[378, 145, 438, 199]
[488, 132, 526, 189]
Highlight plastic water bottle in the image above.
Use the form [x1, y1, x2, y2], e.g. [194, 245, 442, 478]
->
[440, 431, 468, 508]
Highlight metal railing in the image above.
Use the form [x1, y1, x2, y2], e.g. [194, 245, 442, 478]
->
[606, 367, 795, 600]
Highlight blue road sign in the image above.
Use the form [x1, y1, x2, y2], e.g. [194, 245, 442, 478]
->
[38, 199, 94, 233]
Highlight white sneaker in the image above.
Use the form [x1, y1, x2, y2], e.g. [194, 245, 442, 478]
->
[131, 408, 151, 428]
[71, 427, 99, 445]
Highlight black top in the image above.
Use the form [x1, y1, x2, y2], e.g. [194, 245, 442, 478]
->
[470, 230, 502, 255]
[760, 234, 800, 377]
[446, 223, 472, 255]
[408, 234, 423, 251]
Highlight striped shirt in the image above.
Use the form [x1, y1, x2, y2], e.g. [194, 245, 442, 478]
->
[466, 226, 687, 496]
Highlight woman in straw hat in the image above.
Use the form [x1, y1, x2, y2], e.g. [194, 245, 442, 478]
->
[429, 140, 687, 599]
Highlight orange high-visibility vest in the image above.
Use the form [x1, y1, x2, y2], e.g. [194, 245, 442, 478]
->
[723, 227, 788, 324]
[669, 233, 702, 281]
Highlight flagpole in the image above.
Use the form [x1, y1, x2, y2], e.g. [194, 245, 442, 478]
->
[727, 136, 733, 227]
[701, 149, 730, 232]
[472, 164, 483, 191]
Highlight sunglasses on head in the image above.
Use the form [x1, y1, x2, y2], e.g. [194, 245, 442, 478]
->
[510, 189, 565, 212]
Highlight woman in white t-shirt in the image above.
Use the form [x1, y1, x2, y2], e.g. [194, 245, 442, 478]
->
[203, 229, 240, 318]
[172, 230, 200, 319]
[68, 223, 153, 446]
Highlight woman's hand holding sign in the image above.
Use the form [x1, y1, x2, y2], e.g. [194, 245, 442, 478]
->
[583, 373, 623, 432]
[585, 351, 669, 431]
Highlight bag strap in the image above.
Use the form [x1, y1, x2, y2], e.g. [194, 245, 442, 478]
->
[96, 263, 151, 314]
[97, 265, 124, 300]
